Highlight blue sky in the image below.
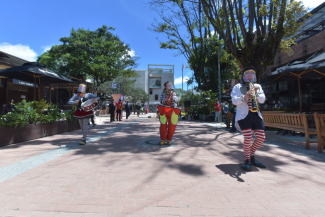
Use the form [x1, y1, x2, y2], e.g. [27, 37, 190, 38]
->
[0, 0, 320, 90]
[0, 0, 194, 89]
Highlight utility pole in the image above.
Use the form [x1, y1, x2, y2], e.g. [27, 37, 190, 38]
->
[118, 59, 121, 94]
[182, 64, 184, 95]
[218, 45, 222, 121]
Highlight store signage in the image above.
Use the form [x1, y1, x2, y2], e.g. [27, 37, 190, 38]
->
[111, 82, 117, 89]
[12, 79, 38, 87]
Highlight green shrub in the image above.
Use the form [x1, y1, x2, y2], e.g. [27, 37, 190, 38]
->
[198, 106, 210, 115]
[0, 100, 78, 128]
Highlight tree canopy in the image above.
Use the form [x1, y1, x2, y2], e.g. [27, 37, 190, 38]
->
[149, 0, 241, 91]
[199, 0, 309, 80]
[37, 25, 139, 86]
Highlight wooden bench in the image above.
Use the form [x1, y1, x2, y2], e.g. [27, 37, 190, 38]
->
[314, 113, 325, 153]
[262, 112, 318, 151]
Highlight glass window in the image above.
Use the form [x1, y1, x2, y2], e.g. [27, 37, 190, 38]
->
[155, 94, 159, 100]
[149, 78, 161, 88]
[149, 89, 153, 95]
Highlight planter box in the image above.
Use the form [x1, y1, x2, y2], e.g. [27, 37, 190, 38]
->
[0, 121, 80, 147]
[202, 115, 207, 121]
[199, 114, 202, 120]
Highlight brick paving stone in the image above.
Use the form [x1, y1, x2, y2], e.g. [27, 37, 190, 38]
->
[97, 205, 123, 213]
[51, 204, 77, 212]
[157, 200, 178, 207]
[236, 208, 262, 216]
[168, 207, 191, 215]
[74, 204, 100, 213]
[31, 211, 59, 216]
[190, 207, 216, 216]
[144, 206, 169, 215]
[69, 197, 94, 205]
[28, 203, 56, 211]
[1, 116, 325, 216]
[121, 205, 145, 214]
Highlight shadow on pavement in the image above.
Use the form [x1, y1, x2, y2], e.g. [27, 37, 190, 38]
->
[215, 164, 259, 182]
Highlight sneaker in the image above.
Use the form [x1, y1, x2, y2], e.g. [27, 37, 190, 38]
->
[166, 140, 171, 145]
[159, 140, 166, 145]
[79, 139, 86, 145]
[93, 124, 97, 127]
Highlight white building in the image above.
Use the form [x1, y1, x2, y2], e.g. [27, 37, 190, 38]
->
[132, 64, 174, 111]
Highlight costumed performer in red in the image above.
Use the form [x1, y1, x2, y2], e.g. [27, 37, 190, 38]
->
[158, 81, 181, 146]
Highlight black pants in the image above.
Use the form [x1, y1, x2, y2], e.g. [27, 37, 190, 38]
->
[117, 110, 122, 120]
[110, 112, 115, 122]
[126, 112, 130, 119]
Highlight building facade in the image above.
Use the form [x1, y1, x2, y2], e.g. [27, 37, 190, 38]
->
[260, 2, 325, 112]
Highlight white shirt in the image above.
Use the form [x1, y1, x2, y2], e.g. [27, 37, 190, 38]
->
[231, 83, 265, 125]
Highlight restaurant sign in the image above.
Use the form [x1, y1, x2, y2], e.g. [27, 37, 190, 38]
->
[12, 79, 38, 87]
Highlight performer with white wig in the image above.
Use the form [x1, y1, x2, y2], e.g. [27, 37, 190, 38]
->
[231, 67, 266, 171]
[68, 83, 99, 145]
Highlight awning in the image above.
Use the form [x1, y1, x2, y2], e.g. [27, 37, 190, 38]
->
[268, 57, 325, 83]
[0, 62, 75, 84]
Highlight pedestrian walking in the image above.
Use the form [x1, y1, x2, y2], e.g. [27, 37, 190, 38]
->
[125, 100, 130, 119]
[214, 100, 221, 123]
[137, 105, 140, 117]
[231, 66, 266, 171]
[109, 100, 115, 122]
[116, 99, 123, 121]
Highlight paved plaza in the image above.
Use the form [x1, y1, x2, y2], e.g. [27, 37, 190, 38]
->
[0, 114, 325, 217]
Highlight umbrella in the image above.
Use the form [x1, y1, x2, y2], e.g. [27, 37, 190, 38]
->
[0, 62, 75, 100]
[268, 56, 325, 112]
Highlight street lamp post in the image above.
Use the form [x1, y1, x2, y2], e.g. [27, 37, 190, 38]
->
[118, 59, 121, 94]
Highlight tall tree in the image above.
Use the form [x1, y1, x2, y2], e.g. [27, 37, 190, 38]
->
[148, 0, 240, 91]
[199, 0, 308, 81]
[37, 25, 139, 86]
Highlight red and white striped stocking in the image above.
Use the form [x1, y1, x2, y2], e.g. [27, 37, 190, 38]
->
[250, 130, 266, 156]
[242, 129, 253, 160]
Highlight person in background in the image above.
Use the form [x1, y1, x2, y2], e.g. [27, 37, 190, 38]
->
[214, 100, 221, 123]
[137, 105, 141, 117]
[229, 105, 237, 132]
[116, 99, 123, 121]
[224, 101, 229, 127]
[109, 100, 115, 122]
[125, 100, 130, 119]
[278, 100, 283, 108]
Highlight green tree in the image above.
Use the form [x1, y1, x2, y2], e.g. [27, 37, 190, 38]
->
[199, 0, 309, 81]
[98, 76, 139, 97]
[37, 25, 139, 86]
[201, 90, 218, 115]
[128, 87, 150, 112]
[149, 0, 240, 91]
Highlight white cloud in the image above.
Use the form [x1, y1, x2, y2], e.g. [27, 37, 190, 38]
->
[301, 0, 323, 8]
[42, 45, 51, 53]
[0, 42, 37, 61]
[174, 76, 190, 85]
[128, 49, 136, 57]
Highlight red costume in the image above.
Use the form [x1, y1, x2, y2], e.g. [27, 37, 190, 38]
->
[158, 106, 181, 141]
